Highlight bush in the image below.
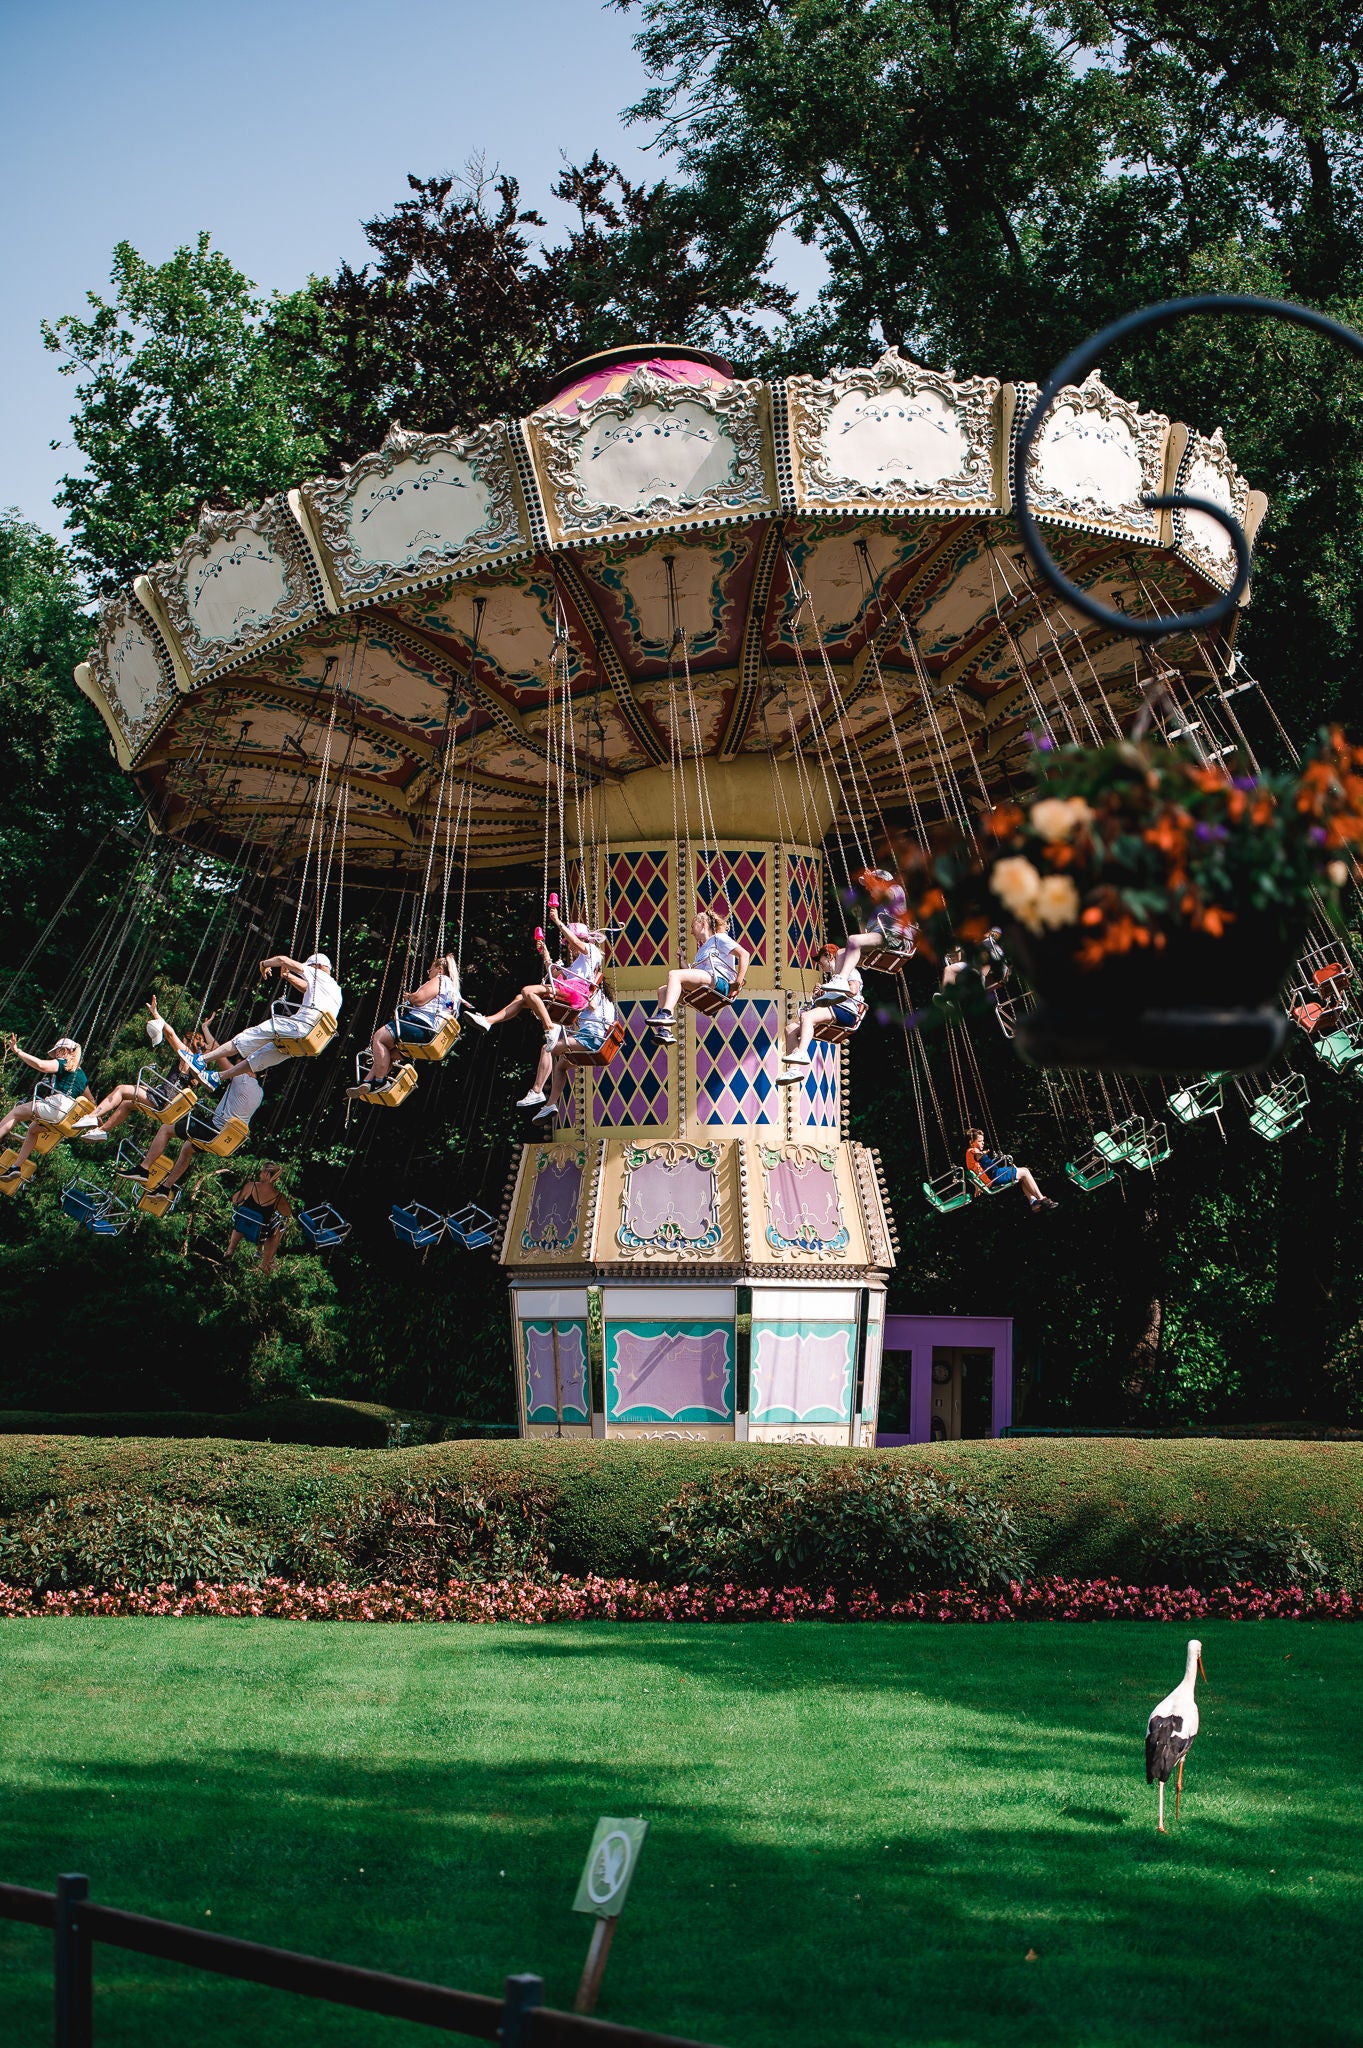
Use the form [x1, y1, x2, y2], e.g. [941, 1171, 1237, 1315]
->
[651, 1463, 1030, 1593]
[1139, 1517, 1336, 1590]
[0, 1494, 268, 1592]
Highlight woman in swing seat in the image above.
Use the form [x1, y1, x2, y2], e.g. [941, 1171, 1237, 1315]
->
[362, 953, 461, 1089]
[119, 1068, 265, 1195]
[0, 1036, 89, 1179]
[835, 868, 917, 972]
[201, 953, 343, 1077]
[777, 945, 866, 1084]
[527, 984, 620, 1120]
[467, 906, 602, 1038]
[649, 905, 749, 1043]
[226, 1161, 293, 1275]
[964, 1127, 1057, 1212]
[934, 929, 1009, 1017]
[73, 997, 219, 1140]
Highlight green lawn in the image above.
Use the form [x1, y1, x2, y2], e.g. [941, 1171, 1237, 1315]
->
[0, 1622, 1358, 2048]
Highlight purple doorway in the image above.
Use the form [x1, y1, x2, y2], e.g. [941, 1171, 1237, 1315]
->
[876, 1315, 1013, 1445]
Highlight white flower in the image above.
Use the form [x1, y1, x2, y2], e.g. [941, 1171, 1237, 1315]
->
[1036, 875, 1081, 929]
[1030, 796, 1093, 842]
[1328, 860, 1349, 887]
[991, 857, 1044, 929]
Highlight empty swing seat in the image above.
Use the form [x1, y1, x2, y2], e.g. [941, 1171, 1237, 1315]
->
[1169, 1075, 1225, 1123]
[447, 1202, 498, 1250]
[347, 1061, 418, 1108]
[1065, 1149, 1118, 1192]
[270, 1003, 338, 1057]
[186, 1111, 250, 1158]
[390, 1201, 447, 1250]
[1093, 1117, 1148, 1166]
[1249, 1076, 1309, 1141]
[397, 1013, 461, 1062]
[1125, 1121, 1172, 1170]
[562, 1017, 627, 1067]
[61, 1180, 130, 1235]
[299, 1204, 351, 1250]
[923, 1168, 973, 1213]
[1315, 1025, 1363, 1073]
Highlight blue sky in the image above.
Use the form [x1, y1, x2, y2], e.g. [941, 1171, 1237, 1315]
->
[0, 0, 712, 534]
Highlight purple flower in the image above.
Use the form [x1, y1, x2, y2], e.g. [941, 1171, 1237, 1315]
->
[1194, 822, 1228, 841]
[1232, 776, 1257, 792]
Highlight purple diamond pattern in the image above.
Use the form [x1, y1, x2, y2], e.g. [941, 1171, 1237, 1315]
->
[796, 1039, 841, 1130]
[696, 998, 780, 1127]
[695, 849, 768, 966]
[785, 852, 824, 969]
[591, 1000, 670, 1127]
[607, 850, 671, 967]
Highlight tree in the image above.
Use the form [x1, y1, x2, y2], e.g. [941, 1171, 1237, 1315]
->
[42, 236, 330, 592]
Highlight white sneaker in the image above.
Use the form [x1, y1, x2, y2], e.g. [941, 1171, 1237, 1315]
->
[467, 1011, 492, 1032]
[776, 1062, 809, 1086]
[72, 1113, 101, 1130]
[533, 1101, 561, 1121]
[517, 1089, 546, 1109]
[79, 1127, 109, 1142]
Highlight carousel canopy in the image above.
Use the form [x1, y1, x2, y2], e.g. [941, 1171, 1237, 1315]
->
[76, 345, 1265, 880]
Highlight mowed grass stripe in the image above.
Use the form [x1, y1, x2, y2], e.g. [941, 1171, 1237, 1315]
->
[0, 1620, 1357, 2047]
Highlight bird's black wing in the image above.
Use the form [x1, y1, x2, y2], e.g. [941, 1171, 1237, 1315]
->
[1146, 1713, 1190, 1784]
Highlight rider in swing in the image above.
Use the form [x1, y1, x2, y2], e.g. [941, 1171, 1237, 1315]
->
[965, 1128, 1057, 1213]
[649, 902, 749, 1044]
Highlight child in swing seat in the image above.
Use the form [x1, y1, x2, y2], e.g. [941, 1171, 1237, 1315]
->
[363, 953, 461, 1088]
[649, 904, 749, 1044]
[467, 907, 603, 1040]
[834, 868, 916, 975]
[964, 1128, 1057, 1212]
[524, 983, 620, 1120]
[0, 1036, 89, 1179]
[777, 944, 866, 1083]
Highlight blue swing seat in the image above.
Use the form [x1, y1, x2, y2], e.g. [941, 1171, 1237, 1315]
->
[390, 1201, 447, 1250]
[61, 1179, 131, 1236]
[232, 1204, 268, 1244]
[446, 1202, 498, 1251]
[299, 1204, 351, 1250]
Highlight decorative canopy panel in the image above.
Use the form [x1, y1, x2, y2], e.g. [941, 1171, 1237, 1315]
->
[75, 346, 1264, 880]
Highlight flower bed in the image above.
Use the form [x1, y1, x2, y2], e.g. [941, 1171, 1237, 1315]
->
[0, 1575, 1358, 1623]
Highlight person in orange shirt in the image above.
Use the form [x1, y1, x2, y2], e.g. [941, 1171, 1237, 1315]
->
[965, 1128, 1057, 1212]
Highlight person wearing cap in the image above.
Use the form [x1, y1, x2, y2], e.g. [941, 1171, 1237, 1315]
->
[648, 904, 748, 1043]
[0, 1035, 89, 1179]
[200, 952, 344, 1078]
[72, 997, 219, 1141]
[466, 906, 603, 1039]
[118, 1064, 265, 1195]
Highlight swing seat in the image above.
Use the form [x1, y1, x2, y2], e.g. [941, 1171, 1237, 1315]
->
[1315, 1025, 1363, 1073]
[1125, 1121, 1172, 1170]
[134, 1069, 197, 1125]
[299, 1204, 351, 1250]
[347, 1062, 418, 1108]
[858, 942, 913, 975]
[187, 1112, 250, 1157]
[446, 1201, 498, 1251]
[923, 1168, 974, 1213]
[1249, 1077, 1309, 1141]
[33, 1093, 96, 1155]
[544, 993, 587, 1026]
[0, 1149, 38, 1193]
[1065, 1150, 1118, 1192]
[967, 1154, 1016, 1197]
[137, 1184, 181, 1219]
[61, 1180, 108, 1226]
[1093, 1117, 1148, 1166]
[390, 1201, 447, 1250]
[562, 1017, 627, 1067]
[813, 1019, 854, 1045]
[680, 977, 745, 1019]
[1169, 1075, 1225, 1123]
[270, 1005, 338, 1057]
[398, 1013, 461, 1062]
[232, 1204, 268, 1244]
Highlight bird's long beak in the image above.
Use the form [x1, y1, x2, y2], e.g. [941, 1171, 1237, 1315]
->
[1198, 1655, 1207, 1682]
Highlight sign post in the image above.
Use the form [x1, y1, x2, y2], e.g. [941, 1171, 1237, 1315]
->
[570, 1816, 649, 2014]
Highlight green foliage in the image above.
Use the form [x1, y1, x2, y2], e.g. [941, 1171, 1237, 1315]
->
[650, 1461, 1031, 1590]
[0, 1437, 1358, 1588]
[42, 237, 330, 591]
[1138, 1516, 1335, 1590]
[0, 1492, 268, 1591]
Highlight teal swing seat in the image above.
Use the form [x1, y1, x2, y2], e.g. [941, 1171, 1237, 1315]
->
[1248, 1074, 1309, 1141]
[1093, 1117, 1146, 1166]
[1065, 1148, 1118, 1192]
[1125, 1120, 1172, 1170]
[923, 1168, 973, 1213]
[1314, 1024, 1363, 1074]
[1169, 1074, 1225, 1123]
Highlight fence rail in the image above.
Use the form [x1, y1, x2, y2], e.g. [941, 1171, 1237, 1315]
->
[2, 1875, 717, 2048]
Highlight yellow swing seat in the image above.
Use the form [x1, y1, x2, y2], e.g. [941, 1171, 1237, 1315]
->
[347, 1062, 418, 1108]
[134, 1074, 198, 1126]
[187, 1114, 251, 1158]
[398, 1013, 461, 1062]
[0, 1148, 38, 1193]
[32, 1092, 96, 1155]
[271, 1009, 338, 1058]
[137, 1184, 182, 1218]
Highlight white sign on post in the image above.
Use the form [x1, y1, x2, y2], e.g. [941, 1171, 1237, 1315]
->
[572, 1817, 649, 1919]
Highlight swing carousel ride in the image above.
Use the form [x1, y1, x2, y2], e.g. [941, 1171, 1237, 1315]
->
[48, 335, 1335, 1442]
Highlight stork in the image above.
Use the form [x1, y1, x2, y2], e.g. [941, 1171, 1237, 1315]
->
[1146, 1637, 1206, 1831]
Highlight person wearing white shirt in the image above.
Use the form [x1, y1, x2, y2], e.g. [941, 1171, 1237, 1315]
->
[119, 1066, 265, 1192]
[777, 943, 866, 1083]
[649, 907, 749, 1044]
[362, 952, 461, 1088]
[527, 984, 620, 1122]
[201, 953, 343, 1078]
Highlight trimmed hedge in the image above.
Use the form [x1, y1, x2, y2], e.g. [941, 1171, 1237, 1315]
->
[0, 1436, 1359, 1588]
[0, 1400, 515, 1449]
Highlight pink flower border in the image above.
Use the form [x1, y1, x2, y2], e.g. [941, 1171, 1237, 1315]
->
[0, 1576, 1357, 1623]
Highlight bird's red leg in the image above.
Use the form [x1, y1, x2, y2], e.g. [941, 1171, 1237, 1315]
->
[1175, 1757, 1184, 1821]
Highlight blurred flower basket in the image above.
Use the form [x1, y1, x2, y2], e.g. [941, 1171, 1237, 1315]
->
[893, 727, 1363, 1074]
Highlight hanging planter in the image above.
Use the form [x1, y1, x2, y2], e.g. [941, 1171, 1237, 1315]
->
[899, 728, 1363, 1075]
